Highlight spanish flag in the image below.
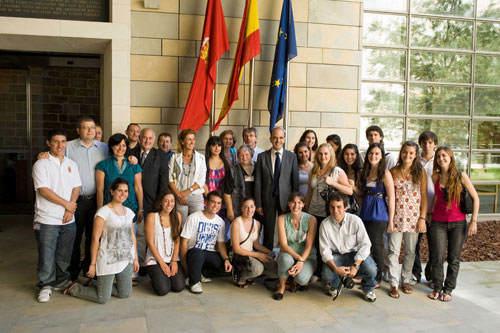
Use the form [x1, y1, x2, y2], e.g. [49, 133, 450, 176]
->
[180, 0, 229, 132]
[211, 0, 260, 131]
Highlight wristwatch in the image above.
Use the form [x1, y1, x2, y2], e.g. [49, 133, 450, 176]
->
[352, 263, 360, 270]
[189, 187, 194, 192]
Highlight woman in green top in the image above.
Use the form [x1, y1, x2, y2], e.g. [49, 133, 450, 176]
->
[273, 192, 317, 300]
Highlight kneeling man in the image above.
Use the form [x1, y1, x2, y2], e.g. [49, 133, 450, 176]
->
[180, 191, 232, 294]
[320, 192, 377, 302]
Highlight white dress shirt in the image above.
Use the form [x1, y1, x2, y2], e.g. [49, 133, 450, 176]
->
[271, 148, 284, 174]
[420, 154, 435, 214]
[319, 213, 372, 263]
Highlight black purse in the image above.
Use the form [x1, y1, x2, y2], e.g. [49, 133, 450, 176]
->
[459, 172, 473, 214]
[320, 169, 360, 215]
[231, 219, 255, 283]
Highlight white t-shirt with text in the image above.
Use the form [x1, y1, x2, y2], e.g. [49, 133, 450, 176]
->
[180, 211, 225, 252]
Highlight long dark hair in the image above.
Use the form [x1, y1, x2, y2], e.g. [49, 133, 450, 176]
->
[153, 191, 181, 241]
[326, 134, 342, 162]
[205, 136, 232, 183]
[433, 146, 462, 209]
[396, 141, 422, 186]
[338, 143, 362, 183]
[299, 129, 318, 152]
[361, 143, 386, 185]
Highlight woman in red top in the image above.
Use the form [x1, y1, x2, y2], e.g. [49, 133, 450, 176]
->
[428, 147, 479, 302]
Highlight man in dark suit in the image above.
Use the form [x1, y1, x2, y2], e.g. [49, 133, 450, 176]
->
[255, 127, 299, 250]
[137, 128, 170, 272]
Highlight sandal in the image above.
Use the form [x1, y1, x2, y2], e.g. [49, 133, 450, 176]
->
[235, 281, 248, 289]
[428, 290, 440, 300]
[401, 283, 413, 294]
[132, 277, 139, 286]
[389, 286, 400, 299]
[440, 292, 452, 302]
[63, 281, 79, 295]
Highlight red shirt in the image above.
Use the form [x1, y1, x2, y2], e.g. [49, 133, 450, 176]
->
[432, 178, 466, 222]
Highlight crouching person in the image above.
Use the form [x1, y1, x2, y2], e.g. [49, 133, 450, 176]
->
[180, 191, 232, 294]
[320, 192, 377, 302]
[64, 178, 139, 303]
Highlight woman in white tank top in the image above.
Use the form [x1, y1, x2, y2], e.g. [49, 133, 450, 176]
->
[144, 191, 185, 295]
[230, 197, 277, 288]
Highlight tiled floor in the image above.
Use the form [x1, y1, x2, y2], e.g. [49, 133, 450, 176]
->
[1, 215, 500, 332]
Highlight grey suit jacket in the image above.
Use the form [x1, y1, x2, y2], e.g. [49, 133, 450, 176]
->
[141, 148, 169, 214]
[255, 149, 299, 213]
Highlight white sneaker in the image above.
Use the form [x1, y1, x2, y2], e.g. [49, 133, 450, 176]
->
[200, 274, 212, 283]
[54, 279, 73, 291]
[38, 286, 52, 303]
[363, 290, 377, 302]
[327, 286, 341, 300]
[190, 282, 203, 294]
[408, 275, 418, 286]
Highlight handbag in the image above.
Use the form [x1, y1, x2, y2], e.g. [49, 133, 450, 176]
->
[459, 172, 473, 214]
[319, 168, 360, 215]
[231, 219, 255, 283]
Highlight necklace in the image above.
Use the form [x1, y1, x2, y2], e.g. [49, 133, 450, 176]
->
[159, 214, 174, 257]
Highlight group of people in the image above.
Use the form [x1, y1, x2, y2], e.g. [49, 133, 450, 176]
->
[32, 117, 480, 305]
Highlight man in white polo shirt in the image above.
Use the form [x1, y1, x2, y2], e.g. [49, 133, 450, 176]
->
[32, 129, 82, 303]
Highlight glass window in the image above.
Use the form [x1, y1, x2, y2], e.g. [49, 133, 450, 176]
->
[477, 0, 500, 20]
[474, 87, 500, 117]
[407, 119, 469, 149]
[362, 48, 406, 81]
[363, 13, 406, 46]
[364, 0, 407, 12]
[409, 84, 470, 115]
[475, 55, 500, 85]
[362, 83, 405, 114]
[360, 117, 404, 149]
[410, 51, 471, 83]
[474, 185, 498, 214]
[412, 0, 474, 18]
[471, 153, 500, 181]
[472, 120, 500, 149]
[477, 22, 500, 52]
[411, 17, 473, 50]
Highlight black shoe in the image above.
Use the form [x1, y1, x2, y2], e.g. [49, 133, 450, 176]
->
[138, 266, 147, 276]
[273, 292, 284, 301]
[297, 284, 309, 291]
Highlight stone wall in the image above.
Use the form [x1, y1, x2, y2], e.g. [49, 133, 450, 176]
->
[130, 0, 362, 150]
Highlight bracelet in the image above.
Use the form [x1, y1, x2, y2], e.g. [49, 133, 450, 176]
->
[297, 259, 304, 263]
[418, 216, 426, 221]
[223, 258, 230, 262]
[90, 264, 96, 267]
[139, 209, 144, 212]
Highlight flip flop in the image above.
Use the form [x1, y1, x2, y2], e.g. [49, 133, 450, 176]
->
[402, 283, 413, 294]
[389, 286, 400, 299]
[440, 292, 452, 302]
[132, 277, 139, 286]
[428, 290, 440, 300]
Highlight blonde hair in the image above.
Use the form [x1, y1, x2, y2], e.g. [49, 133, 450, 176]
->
[311, 143, 337, 177]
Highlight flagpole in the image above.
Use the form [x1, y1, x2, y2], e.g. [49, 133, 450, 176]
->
[248, 58, 255, 127]
[284, 61, 290, 147]
[211, 63, 217, 136]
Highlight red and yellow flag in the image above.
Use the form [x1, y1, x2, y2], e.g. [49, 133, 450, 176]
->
[180, 0, 229, 132]
[211, 0, 260, 131]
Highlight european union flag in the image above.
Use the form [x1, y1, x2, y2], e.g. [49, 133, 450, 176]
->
[268, 0, 297, 132]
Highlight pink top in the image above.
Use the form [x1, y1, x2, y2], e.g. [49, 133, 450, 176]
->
[432, 178, 466, 222]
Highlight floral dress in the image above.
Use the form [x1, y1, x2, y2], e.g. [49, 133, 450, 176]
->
[393, 179, 422, 233]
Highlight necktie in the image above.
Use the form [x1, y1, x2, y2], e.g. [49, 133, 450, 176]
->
[273, 152, 281, 196]
[141, 152, 147, 166]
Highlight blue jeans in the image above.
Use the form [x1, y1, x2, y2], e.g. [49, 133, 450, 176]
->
[35, 223, 76, 288]
[69, 263, 133, 304]
[187, 248, 225, 286]
[277, 252, 316, 286]
[430, 220, 467, 293]
[321, 252, 377, 292]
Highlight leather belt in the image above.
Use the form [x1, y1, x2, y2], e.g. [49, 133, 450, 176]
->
[80, 194, 96, 200]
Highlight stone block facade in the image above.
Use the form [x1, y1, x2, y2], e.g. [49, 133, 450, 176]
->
[130, 0, 362, 150]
